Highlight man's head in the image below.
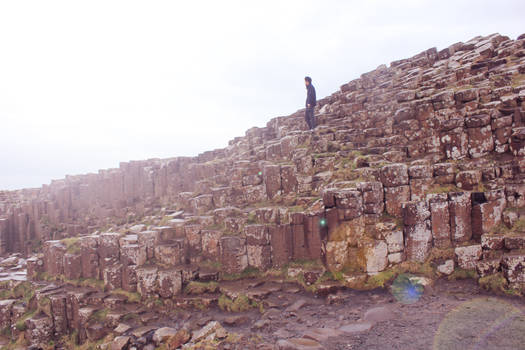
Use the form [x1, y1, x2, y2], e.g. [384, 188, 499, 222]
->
[304, 76, 312, 86]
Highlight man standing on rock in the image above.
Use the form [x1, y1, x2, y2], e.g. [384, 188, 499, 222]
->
[304, 76, 317, 130]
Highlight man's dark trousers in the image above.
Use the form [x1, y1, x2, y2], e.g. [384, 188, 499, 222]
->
[305, 107, 315, 129]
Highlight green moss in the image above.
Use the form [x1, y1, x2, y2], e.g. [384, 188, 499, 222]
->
[111, 289, 141, 303]
[513, 218, 525, 232]
[429, 184, 460, 194]
[61, 237, 81, 254]
[89, 308, 109, 323]
[0, 281, 34, 302]
[221, 266, 261, 281]
[184, 281, 219, 295]
[78, 278, 105, 290]
[199, 260, 222, 270]
[14, 309, 37, 331]
[365, 270, 396, 289]
[246, 212, 258, 224]
[218, 294, 256, 312]
[448, 268, 479, 281]
[287, 259, 324, 269]
[479, 273, 508, 293]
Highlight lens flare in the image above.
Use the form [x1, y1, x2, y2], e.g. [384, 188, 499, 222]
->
[258, 171, 262, 176]
[433, 298, 525, 350]
[390, 273, 424, 304]
[319, 218, 327, 227]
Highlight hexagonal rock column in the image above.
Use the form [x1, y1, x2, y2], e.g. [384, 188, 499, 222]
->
[380, 164, 410, 218]
[137, 230, 160, 260]
[269, 225, 293, 267]
[26, 255, 45, 280]
[0, 299, 15, 330]
[63, 252, 82, 280]
[154, 239, 186, 266]
[24, 312, 54, 346]
[157, 269, 182, 298]
[263, 164, 282, 199]
[471, 190, 506, 240]
[43, 240, 66, 277]
[440, 121, 468, 160]
[220, 236, 248, 273]
[403, 201, 431, 262]
[358, 239, 388, 274]
[80, 235, 100, 279]
[201, 230, 222, 260]
[103, 264, 123, 290]
[334, 189, 363, 220]
[448, 192, 472, 243]
[120, 244, 147, 266]
[303, 214, 323, 260]
[49, 293, 69, 335]
[136, 266, 158, 298]
[428, 194, 451, 248]
[408, 165, 433, 201]
[99, 232, 121, 281]
[510, 127, 525, 156]
[357, 181, 384, 216]
[245, 225, 271, 270]
[466, 114, 494, 158]
[184, 224, 203, 264]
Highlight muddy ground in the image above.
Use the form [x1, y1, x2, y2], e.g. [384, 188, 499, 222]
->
[163, 278, 525, 350]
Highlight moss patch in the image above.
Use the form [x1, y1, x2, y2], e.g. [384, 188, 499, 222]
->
[479, 273, 508, 293]
[184, 281, 219, 295]
[218, 294, 257, 312]
[448, 268, 479, 281]
[61, 237, 81, 254]
[111, 289, 141, 303]
[221, 267, 261, 281]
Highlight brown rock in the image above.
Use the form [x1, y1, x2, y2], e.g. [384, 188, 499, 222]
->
[166, 329, 191, 349]
[270, 225, 293, 267]
[455, 245, 482, 270]
[111, 336, 130, 350]
[404, 221, 432, 262]
[455, 170, 482, 190]
[429, 195, 451, 248]
[157, 269, 182, 298]
[384, 186, 411, 217]
[502, 253, 525, 283]
[380, 163, 409, 187]
[220, 236, 248, 273]
[476, 259, 501, 277]
[449, 192, 472, 243]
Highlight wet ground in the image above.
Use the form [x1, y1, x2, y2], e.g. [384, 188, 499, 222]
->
[167, 278, 525, 350]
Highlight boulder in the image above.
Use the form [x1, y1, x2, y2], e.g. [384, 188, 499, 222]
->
[455, 245, 482, 270]
[502, 253, 525, 283]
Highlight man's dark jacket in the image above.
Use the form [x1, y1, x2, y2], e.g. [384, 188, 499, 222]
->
[306, 84, 316, 107]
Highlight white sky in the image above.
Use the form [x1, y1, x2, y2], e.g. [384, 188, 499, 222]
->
[0, 0, 523, 190]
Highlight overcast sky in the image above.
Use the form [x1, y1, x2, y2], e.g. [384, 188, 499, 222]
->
[0, 1, 523, 190]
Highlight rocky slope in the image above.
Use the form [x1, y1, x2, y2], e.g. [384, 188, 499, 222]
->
[1, 32, 525, 349]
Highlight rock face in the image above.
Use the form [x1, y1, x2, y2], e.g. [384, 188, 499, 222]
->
[1, 32, 525, 347]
